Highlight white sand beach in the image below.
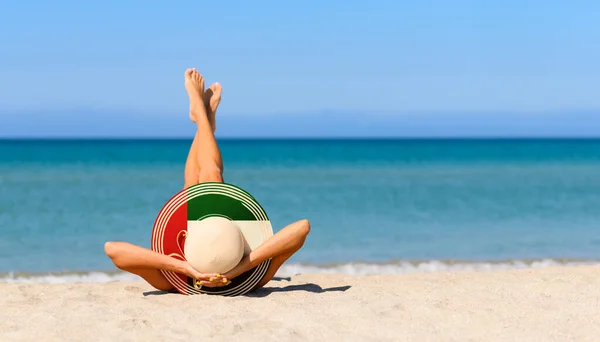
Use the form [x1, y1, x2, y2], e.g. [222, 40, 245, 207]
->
[2, 265, 600, 342]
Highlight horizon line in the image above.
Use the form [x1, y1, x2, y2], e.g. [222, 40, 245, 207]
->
[2, 108, 600, 115]
[2, 136, 600, 141]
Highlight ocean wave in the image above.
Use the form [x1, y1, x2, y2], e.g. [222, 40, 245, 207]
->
[2, 259, 599, 283]
[276, 258, 600, 276]
[0, 271, 139, 284]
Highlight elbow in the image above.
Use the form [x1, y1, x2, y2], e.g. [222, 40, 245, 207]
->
[104, 241, 118, 259]
[104, 241, 126, 270]
[298, 219, 311, 237]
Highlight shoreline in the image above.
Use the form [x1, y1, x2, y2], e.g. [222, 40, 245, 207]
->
[2, 259, 600, 283]
[4, 264, 600, 341]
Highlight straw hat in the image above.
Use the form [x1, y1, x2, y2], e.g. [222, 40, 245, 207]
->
[184, 216, 246, 274]
[151, 182, 273, 296]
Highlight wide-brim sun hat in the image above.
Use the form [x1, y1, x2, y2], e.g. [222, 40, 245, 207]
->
[151, 182, 273, 296]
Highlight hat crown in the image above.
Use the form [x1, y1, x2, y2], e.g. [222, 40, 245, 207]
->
[184, 216, 245, 274]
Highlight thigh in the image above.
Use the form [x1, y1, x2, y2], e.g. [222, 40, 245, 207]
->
[198, 168, 224, 183]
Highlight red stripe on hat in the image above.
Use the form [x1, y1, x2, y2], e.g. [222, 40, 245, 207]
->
[151, 189, 189, 294]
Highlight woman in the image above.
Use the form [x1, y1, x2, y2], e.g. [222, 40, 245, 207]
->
[104, 68, 310, 291]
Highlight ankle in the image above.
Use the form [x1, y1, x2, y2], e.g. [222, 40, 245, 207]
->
[190, 107, 207, 119]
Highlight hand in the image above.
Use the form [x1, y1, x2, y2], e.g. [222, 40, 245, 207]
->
[183, 262, 231, 287]
[196, 274, 231, 288]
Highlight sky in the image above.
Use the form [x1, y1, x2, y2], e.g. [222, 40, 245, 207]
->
[1, 0, 600, 137]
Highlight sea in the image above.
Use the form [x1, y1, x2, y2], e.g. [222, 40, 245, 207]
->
[1, 138, 600, 283]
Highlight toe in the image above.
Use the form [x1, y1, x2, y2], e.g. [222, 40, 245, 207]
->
[185, 69, 195, 82]
[206, 83, 221, 99]
[207, 83, 221, 94]
[213, 83, 222, 96]
[204, 83, 217, 101]
[198, 74, 205, 90]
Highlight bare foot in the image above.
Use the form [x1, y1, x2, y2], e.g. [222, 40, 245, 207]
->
[190, 81, 222, 132]
[184, 68, 207, 120]
[203, 82, 222, 132]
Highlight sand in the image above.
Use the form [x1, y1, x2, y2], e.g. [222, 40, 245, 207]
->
[2, 265, 600, 342]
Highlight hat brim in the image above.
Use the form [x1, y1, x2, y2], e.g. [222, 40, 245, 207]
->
[151, 182, 273, 296]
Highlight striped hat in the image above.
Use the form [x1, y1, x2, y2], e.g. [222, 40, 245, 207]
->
[151, 182, 273, 296]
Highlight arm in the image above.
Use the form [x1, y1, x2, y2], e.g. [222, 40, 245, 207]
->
[223, 219, 310, 279]
[104, 241, 221, 283]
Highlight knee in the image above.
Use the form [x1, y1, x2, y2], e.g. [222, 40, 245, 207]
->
[198, 167, 223, 183]
[184, 171, 199, 187]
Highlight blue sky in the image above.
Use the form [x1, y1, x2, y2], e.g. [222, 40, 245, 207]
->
[1, 1, 600, 137]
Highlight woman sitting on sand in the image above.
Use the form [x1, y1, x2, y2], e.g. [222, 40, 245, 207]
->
[104, 68, 310, 291]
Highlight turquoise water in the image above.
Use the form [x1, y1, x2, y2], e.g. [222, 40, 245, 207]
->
[1, 139, 600, 281]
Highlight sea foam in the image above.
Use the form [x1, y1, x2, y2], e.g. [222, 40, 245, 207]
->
[1, 259, 597, 283]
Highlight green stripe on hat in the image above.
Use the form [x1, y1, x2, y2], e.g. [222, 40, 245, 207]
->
[187, 193, 257, 221]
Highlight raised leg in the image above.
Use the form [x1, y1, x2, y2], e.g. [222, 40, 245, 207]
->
[184, 79, 223, 188]
[180, 69, 310, 289]
[105, 69, 226, 291]
[183, 69, 224, 184]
